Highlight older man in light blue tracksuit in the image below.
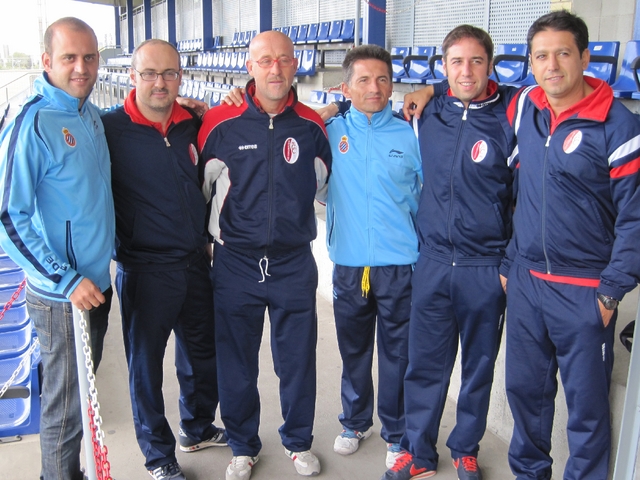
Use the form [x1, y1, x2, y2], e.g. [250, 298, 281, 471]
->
[325, 44, 422, 469]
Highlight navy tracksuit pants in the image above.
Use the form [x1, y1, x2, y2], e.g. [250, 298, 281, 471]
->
[401, 255, 505, 470]
[116, 254, 219, 470]
[505, 263, 616, 480]
[212, 243, 318, 457]
[332, 264, 411, 443]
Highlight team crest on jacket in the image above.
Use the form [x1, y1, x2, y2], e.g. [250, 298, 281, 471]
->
[339, 135, 349, 154]
[62, 128, 76, 148]
[189, 143, 198, 165]
[471, 140, 487, 163]
[563, 130, 582, 154]
[283, 137, 299, 164]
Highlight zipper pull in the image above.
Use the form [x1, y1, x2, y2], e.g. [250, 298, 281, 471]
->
[545, 135, 550, 147]
[269, 118, 274, 130]
[462, 109, 468, 120]
[164, 137, 171, 147]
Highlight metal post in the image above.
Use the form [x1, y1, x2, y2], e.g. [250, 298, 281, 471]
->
[72, 307, 97, 480]
[613, 298, 640, 479]
[355, 0, 361, 47]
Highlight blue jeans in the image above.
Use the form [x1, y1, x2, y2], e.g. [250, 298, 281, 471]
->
[27, 287, 112, 480]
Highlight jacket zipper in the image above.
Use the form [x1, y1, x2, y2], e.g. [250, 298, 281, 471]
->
[542, 130, 552, 273]
[447, 107, 468, 266]
[366, 117, 373, 265]
[265, 116, 275, 257]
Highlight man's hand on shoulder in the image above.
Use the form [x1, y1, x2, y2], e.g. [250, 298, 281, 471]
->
[402, 85, 435, 120]
[69, 278, 105, 311]
[177, 97, 209, 117]
[316, 102, 340, 122]
[222, 88, 246, 107]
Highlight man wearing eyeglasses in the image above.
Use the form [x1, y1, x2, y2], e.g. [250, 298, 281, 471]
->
[198, 30, 331, 480]
[101, 39, 225, 480]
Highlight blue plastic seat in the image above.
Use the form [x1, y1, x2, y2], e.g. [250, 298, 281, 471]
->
[296, 50, 316, 76]
[492, 44, 529, 84]
[584, 41, 620, 85]
[289, 26, 299, 43]
[238, 52, 248, 74]
[400, 46, 436, 84]
[316, 22, 331, 43]
[337, 19, 355, 43]
[309, 90, 326, 104]
[326, 91, 345, 103]
[321, 20, 342, 43]
[296, 24, 309, 44]
[426, 48, 447, 84]
[228, 32, 239, 48]
[391, 46, 411, 82]
[307, 23, 319, 44]
[281, 26, 291, 36]
[612, 40, 640, 98]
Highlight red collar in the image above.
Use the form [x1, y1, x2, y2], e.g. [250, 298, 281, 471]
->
[124, 89, 193, 136]
[528, 76, 613, 133]
[447, 79, 498, 102]
[246, 80, 295, 114]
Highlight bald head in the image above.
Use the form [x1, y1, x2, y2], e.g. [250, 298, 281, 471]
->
[249, 30, 294, 61]
[132, 39, 180, 70]
[44, 17, 97, 55]
[246, 30, 298, 114]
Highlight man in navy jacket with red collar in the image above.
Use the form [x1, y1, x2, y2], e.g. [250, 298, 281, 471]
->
[102, 39, 225, 480]
[198, 30, 331, 480]
[499, 12, 640, 479]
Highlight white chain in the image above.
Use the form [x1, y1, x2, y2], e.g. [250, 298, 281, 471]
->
[78, 312, 106, 448]
[0, 338, 40, 399]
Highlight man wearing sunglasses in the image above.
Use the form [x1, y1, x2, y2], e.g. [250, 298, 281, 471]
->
[101, 39, 225, 480]
[198, 30, 331, 480]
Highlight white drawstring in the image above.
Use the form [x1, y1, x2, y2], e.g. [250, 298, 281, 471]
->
[258, 256, 271, 283]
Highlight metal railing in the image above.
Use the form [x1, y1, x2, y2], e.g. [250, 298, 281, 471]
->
[0, 72, 38, 111]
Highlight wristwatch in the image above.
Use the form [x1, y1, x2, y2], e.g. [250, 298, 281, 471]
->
[332, 100, 341, 112]
[597, 293, 619, 310]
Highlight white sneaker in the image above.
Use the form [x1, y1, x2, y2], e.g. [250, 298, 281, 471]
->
[386, 443, 403, 469]
[284, 448, 321, 476]
[333, 428, 373, 455]
[225, 455, 258, 480]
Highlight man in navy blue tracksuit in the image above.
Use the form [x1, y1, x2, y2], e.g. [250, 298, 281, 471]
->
[498, 12, 640, 479]
[381, 25, 516, 480]
[102, 40, 225, 480]
[198, 31, 331, 480]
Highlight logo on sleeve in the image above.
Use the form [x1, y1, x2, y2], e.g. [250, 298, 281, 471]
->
[338, 135, 349, 154]
[189, 144, 198, 165]
[563, 130, 582, 154]
[471, 140, 487, 163]
[389, 149, 404, 158]
[62, 128, 76, 148]
[283, 137, 299, 164]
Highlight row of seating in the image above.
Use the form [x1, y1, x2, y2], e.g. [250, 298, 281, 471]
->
[180, 80, 233, 106]
[222, 31, 257, 49]
[391, 41, 623, 89]
[182, 49, 318, 76]
[308, 90, 405, 113]
[276, 19, 361, 45]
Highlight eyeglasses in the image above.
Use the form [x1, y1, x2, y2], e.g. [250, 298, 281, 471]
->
[253, 56, 295, 69]
[134, 69, 181, 81]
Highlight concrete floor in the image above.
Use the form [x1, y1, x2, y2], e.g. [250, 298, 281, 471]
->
[0, 274, 514, 480]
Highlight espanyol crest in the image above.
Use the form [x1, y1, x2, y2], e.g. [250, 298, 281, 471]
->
[62, 127, 76, 148]
[283, 137, 299, 164]
[471, 140, 487, 163]
[339, 135, 349, 154]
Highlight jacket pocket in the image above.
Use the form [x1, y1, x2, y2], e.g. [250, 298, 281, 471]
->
[65, 221, 77, 270]
[492, 203, 507, 239]
[588, 198, 612, 246]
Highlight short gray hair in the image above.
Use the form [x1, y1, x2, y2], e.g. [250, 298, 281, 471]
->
[342, 44, 392, 85]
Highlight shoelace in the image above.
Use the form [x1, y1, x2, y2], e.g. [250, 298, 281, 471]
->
[293, 451, 315, 465]
[387, 443, 402, 453]
[342, 429, 364, 439]
[391, 452, 413, 472]
[152, 462, 181, 477]
[461, 456, 479, 472]
[231, 457, 250, 468]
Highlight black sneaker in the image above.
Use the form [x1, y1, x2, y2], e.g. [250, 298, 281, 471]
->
[179, 427, 228, 452]
[148, 461, 186, 480]
[380, 451, 436, 480]
[453, 456, 483, 480]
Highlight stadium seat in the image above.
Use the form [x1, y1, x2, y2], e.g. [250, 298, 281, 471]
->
[289, 26, 299, 43]
[309, 90, 327, 104]
[281, 26, 291, 36]
[322, 20, 343, 43]
[427, 49, 447, 83]
[307, 23, 319, 44]
[326, 91, 345, 103]
[612, 40, 640, 98]
[316, 22, 331, 43]
[296, 24, 309, 44]
[337, 19, 355, 43]
[400, 46, 436, 84]
[297, 49, 316, 76]
[392, 101, 404, 114]
[584, 41, 619, 85]
[492, 44, 529, 84]
[391, 46, 411, 82]
[238, 52, 248, 74]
